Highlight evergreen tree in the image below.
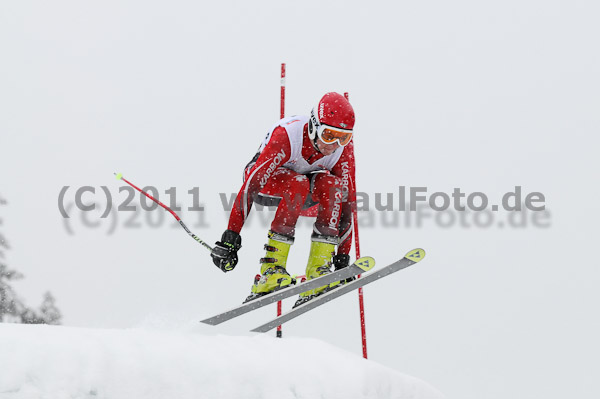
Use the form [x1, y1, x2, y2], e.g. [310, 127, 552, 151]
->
[0, 262, 25, 322]
[37, 292, 62, 325]
[0, 195, 62, 324]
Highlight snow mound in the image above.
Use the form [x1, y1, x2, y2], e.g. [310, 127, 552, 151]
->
[0, 323, 444, 399]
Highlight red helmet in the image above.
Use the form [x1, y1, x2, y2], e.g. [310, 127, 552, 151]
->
[308, 92, 355, 146]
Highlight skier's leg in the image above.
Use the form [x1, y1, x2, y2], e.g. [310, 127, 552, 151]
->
[311, 172, 343, 238]
[260, 168, 311, 238]
[337, 201, 353, 256]
[312, 173, 353, 274]
[245, 169, 311, 302]
[333, 201, 354, 281]
[294, 173, 345, 306]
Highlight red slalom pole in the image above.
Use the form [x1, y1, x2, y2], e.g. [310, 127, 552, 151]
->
[344, 92, 368, 359]
[353, 181, 368, 359]
[276, 63, 286, 339]
[280, 63, 286, 120]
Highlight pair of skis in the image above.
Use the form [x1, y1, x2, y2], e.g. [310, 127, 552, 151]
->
[201, 248, 425, 332]
[113, 175, 426, 332]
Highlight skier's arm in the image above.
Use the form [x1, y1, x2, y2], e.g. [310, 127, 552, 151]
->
[227, 127, 292, 233]
[331, 141, 357, 257]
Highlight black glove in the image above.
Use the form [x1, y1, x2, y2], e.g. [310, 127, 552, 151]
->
[333, 254, 354, 283]
[333, 254, 350, 270]
[211, 230, 242, 272]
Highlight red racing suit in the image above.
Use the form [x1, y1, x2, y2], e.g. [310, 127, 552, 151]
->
[227, 115, 356, 255]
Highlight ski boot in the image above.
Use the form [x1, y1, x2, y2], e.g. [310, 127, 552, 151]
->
[293, 234, 338, 308]
[244, 231, 296, 303]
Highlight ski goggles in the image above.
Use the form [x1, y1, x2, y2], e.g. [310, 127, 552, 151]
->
[317, 125, 353, 147]
[309, 111, 353, 147]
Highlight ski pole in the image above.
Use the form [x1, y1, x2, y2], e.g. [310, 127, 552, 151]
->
[114, 173, 213, 252]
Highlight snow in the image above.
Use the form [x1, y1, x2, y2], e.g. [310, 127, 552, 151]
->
[0, 323, 444, 399]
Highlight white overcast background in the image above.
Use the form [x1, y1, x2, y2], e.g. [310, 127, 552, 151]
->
[1, 1, 598, 398]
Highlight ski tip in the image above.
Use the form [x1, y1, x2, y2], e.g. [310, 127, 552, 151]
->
[355, 256, 376, 272]
[405, 248, 426, 262]
[114, 172, 123, 180]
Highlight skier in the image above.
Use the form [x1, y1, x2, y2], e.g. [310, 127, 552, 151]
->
[210, 92, 357, 305]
